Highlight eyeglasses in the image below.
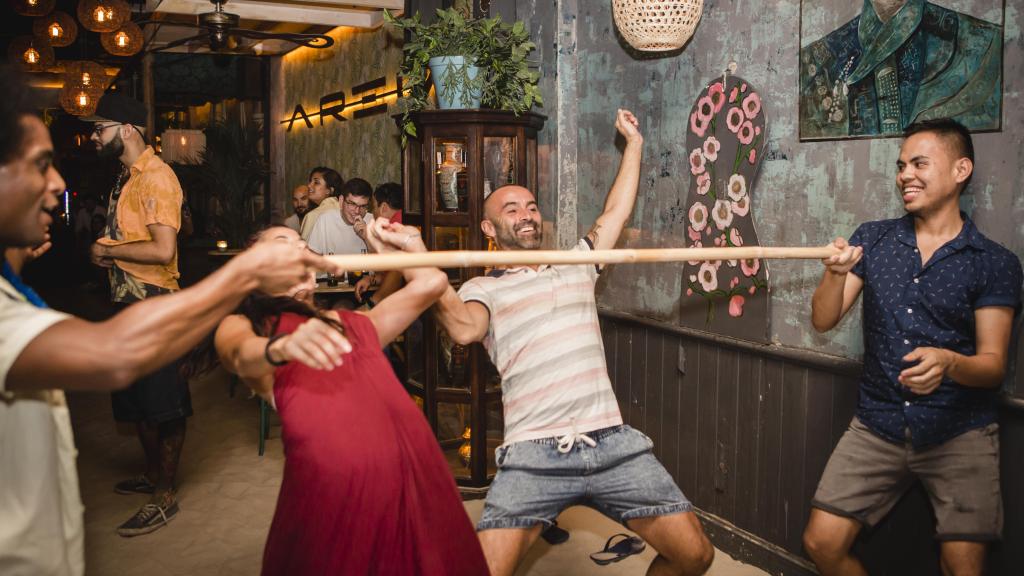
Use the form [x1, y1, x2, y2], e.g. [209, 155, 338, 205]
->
[92, 123, 122, 136]
[343, 199, 369, 212]
[92, 123, 145, 140]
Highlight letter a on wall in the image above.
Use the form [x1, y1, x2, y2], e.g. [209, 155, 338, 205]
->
[679, 74, 770, 342]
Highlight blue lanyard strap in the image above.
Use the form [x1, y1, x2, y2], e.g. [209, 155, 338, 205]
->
[1, 260, 48, 309]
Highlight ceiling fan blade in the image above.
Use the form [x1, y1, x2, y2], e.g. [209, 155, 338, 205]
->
[230, 28, 334, 49]
[150, 34, 206, 53]
[134, 20, 203, 30]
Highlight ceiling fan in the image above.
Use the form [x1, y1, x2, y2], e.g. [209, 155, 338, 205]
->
[139, 0, 334, 53]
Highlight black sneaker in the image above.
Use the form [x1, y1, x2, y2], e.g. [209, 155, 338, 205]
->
[114, 475, 156, 495]
[116, 501, 179, 537]
[541, 522, 570, 545]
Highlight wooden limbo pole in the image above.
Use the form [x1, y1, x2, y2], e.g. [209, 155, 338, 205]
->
[323, 245, 840, 272]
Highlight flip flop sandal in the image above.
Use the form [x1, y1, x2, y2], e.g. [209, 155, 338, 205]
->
[589, 533, 646, 566]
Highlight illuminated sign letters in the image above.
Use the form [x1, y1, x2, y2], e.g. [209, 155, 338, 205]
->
[283, 73, 403, 131]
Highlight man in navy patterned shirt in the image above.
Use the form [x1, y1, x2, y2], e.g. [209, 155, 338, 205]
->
[803, 118, 1022, 576]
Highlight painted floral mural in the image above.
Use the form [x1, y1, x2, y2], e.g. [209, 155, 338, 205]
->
[680, 75, 770, 341]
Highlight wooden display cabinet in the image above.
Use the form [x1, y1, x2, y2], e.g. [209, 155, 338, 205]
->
[398, 110, 546, 487]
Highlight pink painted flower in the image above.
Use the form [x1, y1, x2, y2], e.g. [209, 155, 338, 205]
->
[698, 262, 718, 291]
[730, 277, 740, 288]
[726, 107, 744, 133]
[696, 95, 715, 122]
[738, 120, 755, 145]
[686, 288, 693, 296]
[713, 260, 723, 269]
[690, 111, 709, 138]
[755, 126, 761, 136]
[714, 237, 722, 246]
[732, 195, 750, 216]
[708, 82, 726, 113]
[689, 148, 706, 175]
[740, 258, 761, 277]
[748, 148, 757, 164]
[687, 225, 702, 242]
[729, 228, 743, 246]
[748, 285, 757, 295]
[702, 136, 720, 161]
[688, 202, 709, 231]
[728, 295, 745, 317]
[741, 83, 748, 93]
[727, 174, 747, 201]
[689, 274, 697, 282]
[712, 199, 734, 229]
[697, 172, 711, 195]
[729, 86, 739, 103]
[742, 92, 761, 119]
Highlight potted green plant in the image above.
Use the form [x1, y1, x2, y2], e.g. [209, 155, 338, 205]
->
[174, 120, 269, 248]
[385, 7, 543, 142]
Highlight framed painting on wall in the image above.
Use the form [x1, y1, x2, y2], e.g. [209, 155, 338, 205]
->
[799, 0, 1004, 141]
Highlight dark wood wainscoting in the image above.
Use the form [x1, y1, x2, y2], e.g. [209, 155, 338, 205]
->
[599, 309, 1023, 575]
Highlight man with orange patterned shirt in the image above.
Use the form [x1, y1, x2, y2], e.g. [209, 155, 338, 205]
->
[87, 94, 188, 537]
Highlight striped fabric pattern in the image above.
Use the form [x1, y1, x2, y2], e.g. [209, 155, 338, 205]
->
[458, 239, 622, 445]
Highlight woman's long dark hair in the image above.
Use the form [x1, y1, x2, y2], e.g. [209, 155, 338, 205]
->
[181, 227, 347, 379]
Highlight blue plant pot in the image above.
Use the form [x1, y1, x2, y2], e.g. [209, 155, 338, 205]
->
[429, 55, 481, 109]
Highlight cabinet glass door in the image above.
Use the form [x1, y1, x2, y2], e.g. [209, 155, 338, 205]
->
[432, 137, 469, 213]
[482, 137, 517, 197]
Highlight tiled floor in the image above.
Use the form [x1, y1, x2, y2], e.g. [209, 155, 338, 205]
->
[70, 368, 766, 576]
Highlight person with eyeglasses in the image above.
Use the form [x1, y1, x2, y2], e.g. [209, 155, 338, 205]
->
[84, 93, 192, 537]
[306, 177, 375, 262]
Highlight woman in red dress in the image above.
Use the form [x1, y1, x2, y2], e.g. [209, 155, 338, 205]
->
[213, 222, 488, 575]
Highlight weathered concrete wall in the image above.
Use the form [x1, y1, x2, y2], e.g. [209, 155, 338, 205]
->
[502, 0, 1022, 360]
[276, 26, 404, 201]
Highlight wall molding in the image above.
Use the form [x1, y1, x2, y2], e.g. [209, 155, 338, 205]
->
[598, 307, 863, 376]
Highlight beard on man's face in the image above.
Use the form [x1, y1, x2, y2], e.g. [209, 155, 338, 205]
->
[493, 217, 543, 250]
[97, 132, 124, 159]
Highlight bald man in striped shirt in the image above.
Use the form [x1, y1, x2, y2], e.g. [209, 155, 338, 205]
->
[435, 110, 714, 576]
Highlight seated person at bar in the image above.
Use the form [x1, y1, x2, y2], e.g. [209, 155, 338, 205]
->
[210, 222, 488, 576]
[298, 166, 343, 241]
[282, 183, 309, 233]
[804, 119, 1022, 576]
[306, 177, 374, 258]
[355, 181, 404, 302]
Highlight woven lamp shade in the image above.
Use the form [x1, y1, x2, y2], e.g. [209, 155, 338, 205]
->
[33, 11, 78, 48]
[8, 35, 55, 72]
[101, 21, 143, 56]
[59, 84, 101, 117]
[64, 60, 110, 94]
[77, 0, 130, 33]
[12, 0, 55, 17]
[612, 0, 704, 52]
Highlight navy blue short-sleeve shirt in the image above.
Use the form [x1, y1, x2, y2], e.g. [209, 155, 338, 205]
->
[849, 213, 1022, 448]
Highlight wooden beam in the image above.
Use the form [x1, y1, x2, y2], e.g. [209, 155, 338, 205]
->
[154, 0, 400, 27]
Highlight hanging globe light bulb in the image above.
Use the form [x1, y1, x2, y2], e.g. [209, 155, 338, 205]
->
[101, 22, 143, 57]
[77, 91, 90, 107]
[8, 36, 54, 72]
[33, 11, 78, 48]
[12, 0, 55, 17]
[78, 0, 129, 33]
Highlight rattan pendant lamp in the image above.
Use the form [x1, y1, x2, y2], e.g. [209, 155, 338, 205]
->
[612, 0, 704, 52]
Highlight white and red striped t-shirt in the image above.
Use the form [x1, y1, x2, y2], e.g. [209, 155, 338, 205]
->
[457, 238, 623, 445]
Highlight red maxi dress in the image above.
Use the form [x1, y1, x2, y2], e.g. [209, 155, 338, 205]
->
[261, 311, 488, 575]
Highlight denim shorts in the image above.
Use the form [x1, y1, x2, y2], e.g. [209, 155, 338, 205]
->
[477, 425, 692, 531]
